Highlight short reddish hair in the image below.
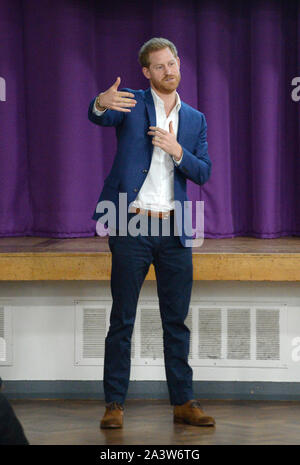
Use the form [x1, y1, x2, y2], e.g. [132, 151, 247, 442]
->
[138, 37, 178, 68]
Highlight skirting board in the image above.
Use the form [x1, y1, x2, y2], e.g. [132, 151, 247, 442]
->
[2, 381, 300, 401]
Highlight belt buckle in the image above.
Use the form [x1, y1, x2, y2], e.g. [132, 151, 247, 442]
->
[129, 206, 140, 215]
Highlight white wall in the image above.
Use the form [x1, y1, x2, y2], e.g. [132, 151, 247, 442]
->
[1, 280, 300, 382]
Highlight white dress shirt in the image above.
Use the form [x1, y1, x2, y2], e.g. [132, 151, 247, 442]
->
[93, 87, 183, 212]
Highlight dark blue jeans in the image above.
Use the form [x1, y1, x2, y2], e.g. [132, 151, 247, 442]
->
[104, 213, 194, 405]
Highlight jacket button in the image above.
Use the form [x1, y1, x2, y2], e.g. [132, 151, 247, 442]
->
[133, 188, 138, 192]
[142, 169, 148, 173]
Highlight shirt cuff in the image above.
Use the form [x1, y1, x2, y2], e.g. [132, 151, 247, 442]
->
[93, 99, 107, 116]
[172, 152, 183, 166]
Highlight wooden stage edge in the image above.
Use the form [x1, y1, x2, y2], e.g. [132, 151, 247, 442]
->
[1, 236, 300, 281]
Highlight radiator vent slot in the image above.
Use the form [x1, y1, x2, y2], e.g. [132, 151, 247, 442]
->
[82, 307, 106, 359]
[0, 305, 13, 366]
[198, 308, 221, 359]
[0, 307, 4, 339]
[0, 306, 5, 361]
[256, 309, 280, 360]
[227, 308, 251, 360]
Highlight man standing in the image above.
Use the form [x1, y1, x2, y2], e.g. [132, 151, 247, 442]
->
[88, 38, 214, 428]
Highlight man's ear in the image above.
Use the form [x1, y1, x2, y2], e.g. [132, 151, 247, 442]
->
[142, 66, 150, 80]
[177, 56, 180, 69]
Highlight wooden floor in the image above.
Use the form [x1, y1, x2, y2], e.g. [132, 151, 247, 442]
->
[11, 399, 300, 445]
[1, 236, 300, 280]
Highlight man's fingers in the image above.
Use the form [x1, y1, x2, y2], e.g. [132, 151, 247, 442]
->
[149, 126, 167, 135]
[116, 97, 137, 105]
[114, 101, 136, 109]
[112, 76, 121, 89]
[152, 140, 163, 148]
[147, 131, 164, 137]
[111, 106, 131, 112]
[118, 91, 136, 99]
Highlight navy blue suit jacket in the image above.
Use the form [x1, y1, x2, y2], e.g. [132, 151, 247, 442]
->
[88, 87, 212, 247]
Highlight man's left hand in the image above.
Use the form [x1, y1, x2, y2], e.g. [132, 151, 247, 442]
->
[148, 121, 183, 161]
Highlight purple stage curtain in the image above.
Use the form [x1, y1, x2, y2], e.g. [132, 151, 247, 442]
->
[0, 0, 299, 238]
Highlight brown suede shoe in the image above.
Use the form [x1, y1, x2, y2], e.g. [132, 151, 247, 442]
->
[174, 399, 215, 426]
[100, 401, 124, 429]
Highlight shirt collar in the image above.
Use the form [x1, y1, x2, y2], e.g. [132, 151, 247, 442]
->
[150, 87, 181, 112]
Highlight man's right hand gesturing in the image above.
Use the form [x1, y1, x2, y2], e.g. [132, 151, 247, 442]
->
[95, 77, 137, 113]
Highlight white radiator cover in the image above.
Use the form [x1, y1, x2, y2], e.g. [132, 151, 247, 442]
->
[74, 300, 287, 369]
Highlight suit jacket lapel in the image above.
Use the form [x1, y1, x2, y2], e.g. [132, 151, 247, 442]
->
[144, 87, 156, 128]
[177, 103, 189, 148]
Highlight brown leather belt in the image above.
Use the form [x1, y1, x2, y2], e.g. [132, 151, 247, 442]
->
[129, 207, 175, 219]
